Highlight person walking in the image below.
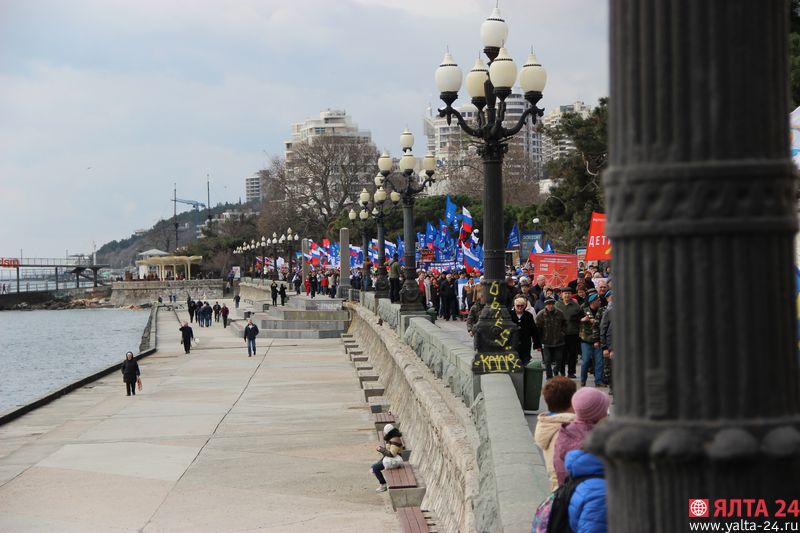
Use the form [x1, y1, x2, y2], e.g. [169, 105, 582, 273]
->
[221, 304, 230, 328]
[179, 321, 194, 354]
[293, 271, 302, 295]
[243, 319, 259, 357]
[121, 351, 140, 396]
[599, 290, 614, 391]
[579, 293, 606, 387]
[388, 254, 401, 303]
[535, 298, 567, 379]
[278, 284, 287, 306]
[270, 281, 278, 307]
[213, 302, 221, 323]
[556, 286, 583, 378]
[187, 299, 196, 323]
[510, 296, 541, 366]
[234, 294, 241, 308]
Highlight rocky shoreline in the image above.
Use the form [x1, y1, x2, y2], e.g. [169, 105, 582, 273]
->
[6, 296, 151, 311]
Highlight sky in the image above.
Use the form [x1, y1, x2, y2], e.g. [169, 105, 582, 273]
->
[0, 0, 608, 259]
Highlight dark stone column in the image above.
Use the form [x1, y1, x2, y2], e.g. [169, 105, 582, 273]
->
[374, 213, 389, 299]
[589, 1, 800, 530]
[338, 227, 351, 297]
[399, 196, 424, 312]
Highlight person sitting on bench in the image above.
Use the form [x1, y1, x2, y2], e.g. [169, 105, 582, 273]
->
[370, 424, 405, 492]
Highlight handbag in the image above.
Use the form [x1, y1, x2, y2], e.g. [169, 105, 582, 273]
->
[136, 377, 142, 391]
[382, 455, 403, 469]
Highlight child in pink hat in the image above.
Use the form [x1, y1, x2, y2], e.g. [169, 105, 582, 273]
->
[553, 387, 610, 486]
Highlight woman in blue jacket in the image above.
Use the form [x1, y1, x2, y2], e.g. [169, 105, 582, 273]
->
[565, 449, 607, 533]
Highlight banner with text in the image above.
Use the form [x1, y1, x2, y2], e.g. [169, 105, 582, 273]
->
[529, 253, 578, 288]
[585, 212, 611, 261]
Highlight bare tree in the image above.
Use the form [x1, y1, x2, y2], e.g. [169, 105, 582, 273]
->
[279, 135, 378, 238]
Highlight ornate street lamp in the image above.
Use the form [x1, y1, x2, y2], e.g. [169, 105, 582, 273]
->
[259, 236, 267, 280]
[349, 204, 373, 291]
[435, 7, 546, 374]
[377, 130, 436, 312]
[286, 228, 299, 279]
[362, 176, 399, 300]
[269, 232, 278, 280]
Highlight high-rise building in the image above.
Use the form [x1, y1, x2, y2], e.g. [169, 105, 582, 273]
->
[285, 109, 372, 165]
[540, 101, 593, 164]
[422, 89, 543, 195]
[245, 174, 262, 203]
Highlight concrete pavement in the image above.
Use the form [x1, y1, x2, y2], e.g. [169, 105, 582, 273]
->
[0, 300, 399, 532]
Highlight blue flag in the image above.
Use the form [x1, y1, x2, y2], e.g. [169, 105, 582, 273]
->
[425, 222, 437, 250]
[507, 223, 521, 249]
[543, 240, 554, 253]
[445, 195, 457, 227]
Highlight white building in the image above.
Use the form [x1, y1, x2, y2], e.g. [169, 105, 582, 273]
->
[245, 175, 262, 203]
[285, 109, 372, 165]
[541, 101, 593, 164]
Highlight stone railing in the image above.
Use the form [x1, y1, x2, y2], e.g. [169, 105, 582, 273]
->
[110, 280, 224, 306]
[349, 293, 550, 532]
[348, 305, 481, 533]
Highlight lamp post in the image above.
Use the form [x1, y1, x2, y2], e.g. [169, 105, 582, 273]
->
[360, 177, 399, 300]
[259, 236, 267, 281]
[249, 239, 256, 279]
[286, 228, 299, 280]
[269, 232, 278, 280]
[241, 242, 249, 279]
[349, 204, 372, 291]
[376, 130, 436, 312]
[435, 6, 547, 374]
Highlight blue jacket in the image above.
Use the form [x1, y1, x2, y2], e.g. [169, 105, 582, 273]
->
[565, 450, 607, 533]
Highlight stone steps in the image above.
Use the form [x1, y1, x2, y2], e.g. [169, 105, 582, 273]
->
[268, 309, 350, 321]
[258, 319, 350, 331]
[288, 298, 345, 311]
[259, 329, 344, 339]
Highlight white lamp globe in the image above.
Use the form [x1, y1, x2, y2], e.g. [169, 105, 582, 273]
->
[390, 191, 401, 203]
[399, 152, 416, 173]
[520, 51, 547, 93]
[294, 234, 299, 241]
[349, 209, 357, 220]
[374, 173, 384, 187]
[372, 207, 379, 216]
[360, 209, 368, 220]
[435, 52, 462, 93]
[480, 7, 508, 48]
[399, 128, 414, 150]
[374, 187, 387, 203]
[466, 58, 489, 99]
[272, 232, 277, 239]
[489, 47, 517, 90]
[378, 151, 392, 173]
[423, 152, 436, 173]
[359, 188, 370, 204]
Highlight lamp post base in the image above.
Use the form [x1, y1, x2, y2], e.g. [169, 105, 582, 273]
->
[399, 279, 425, 313]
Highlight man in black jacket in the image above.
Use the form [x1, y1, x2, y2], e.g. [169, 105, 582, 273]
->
[510, 296, 541, 366]
[179, 322, 194, 354]
[244, 319, 260, 357]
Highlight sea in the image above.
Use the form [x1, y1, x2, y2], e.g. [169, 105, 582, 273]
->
[0, 308, 149, 413]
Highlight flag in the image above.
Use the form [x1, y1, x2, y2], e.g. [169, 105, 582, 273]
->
[462, 242, 483, 273]
[459, 207, 473, 245]
[543, 240, 554, 253]
[425, 222, 437, 250]
[528, 240, 544, 262]
[397, 237, 405, 265]
[445, 195, 457, 224]
[310, 241, 321, 266]
[507, 223, 521, 249]
[322, 238, 331, 249]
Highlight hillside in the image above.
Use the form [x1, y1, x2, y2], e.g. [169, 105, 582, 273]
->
[97, 201, 255, 268]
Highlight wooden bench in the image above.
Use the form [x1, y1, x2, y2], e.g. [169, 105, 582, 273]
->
[384, 463, 418, 489]
[375, 412, 395, 431]
[397, 507, 431, 533]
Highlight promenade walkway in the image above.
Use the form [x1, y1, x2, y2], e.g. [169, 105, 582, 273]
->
[0, 300, 399, 532]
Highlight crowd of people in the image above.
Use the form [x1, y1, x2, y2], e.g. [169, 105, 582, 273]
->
[186, 298, 230, 328]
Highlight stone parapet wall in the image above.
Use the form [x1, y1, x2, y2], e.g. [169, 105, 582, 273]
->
[110, 280, 223, 306]
[348, 305, 481, 533]
[353, 299, 551, 532]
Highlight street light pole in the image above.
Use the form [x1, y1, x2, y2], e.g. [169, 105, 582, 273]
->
[435, 6, 547, 374]
[260, 236, 267, 281]
[360, 182, 398, 300]
[377, 130, 436, 312]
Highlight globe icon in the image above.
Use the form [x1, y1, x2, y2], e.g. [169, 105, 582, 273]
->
[689, 499, 708, 517]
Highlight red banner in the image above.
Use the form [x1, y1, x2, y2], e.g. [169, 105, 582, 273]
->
[585, 212, 611, 261]
[0, 258, 20, 268]
[529, 254, 578, 288]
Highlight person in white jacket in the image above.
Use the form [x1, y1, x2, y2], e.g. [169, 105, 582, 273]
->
[533, 376, 577, 490]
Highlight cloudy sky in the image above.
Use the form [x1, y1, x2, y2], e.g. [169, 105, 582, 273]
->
[0, 0, 608, 259]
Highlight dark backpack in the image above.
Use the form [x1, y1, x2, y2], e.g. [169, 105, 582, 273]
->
[532, 475, 602, 533]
